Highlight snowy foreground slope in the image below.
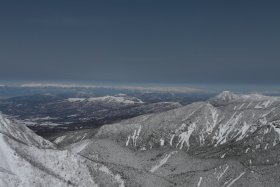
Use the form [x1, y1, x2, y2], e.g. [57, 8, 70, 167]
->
[54, 91, 280, 187]
[0, 114, 125, 187]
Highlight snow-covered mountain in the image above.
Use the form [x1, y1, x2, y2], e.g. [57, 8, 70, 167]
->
[0, 114, 125, 187]
[95, 92, 280, 154]
[210, 91, 280, 105]
[3, 91, 280, 186]
[0, 114, 54, 148]
[61, 91, 280, 186]
[67, 94, 144, 105]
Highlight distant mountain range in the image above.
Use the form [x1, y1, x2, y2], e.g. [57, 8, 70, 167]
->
[0, 93, 183, 136]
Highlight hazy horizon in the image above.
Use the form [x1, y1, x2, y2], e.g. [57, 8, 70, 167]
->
[0, 80, 280, 94]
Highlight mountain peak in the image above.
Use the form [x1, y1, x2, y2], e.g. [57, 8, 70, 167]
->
[215, 91, 240, 101]
[211, 91, 278, 104]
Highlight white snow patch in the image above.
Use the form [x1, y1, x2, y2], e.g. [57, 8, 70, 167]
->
[160, 138, 165, 146]
[208, 104, 219, 132]
[197, 177, 203, 187]
[226, 172, 246, 187]
[150, 151, 177, 173]
[176, 123, 195, 150]
[237, 103, 245, 110]
[255, 102, 263, 109]
[126, 135, 131, 146]
[131, 125, 142, 146]
[236, 122, 251, 141]
[140, 147, 146, 151]
[67, 98, 86, 102]
[170, 134, 175, 146]
[246, 102, 253, 108]
[54, 135, 66, 144]
[215, 112, 243, 146]
[271, 124, 280, 143]
[217, 164, 229, 181]
[264, 143, 268, 150]
[263, 100, 273, 108]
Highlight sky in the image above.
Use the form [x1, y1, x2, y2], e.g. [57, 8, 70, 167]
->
[0, 0, 280, 86]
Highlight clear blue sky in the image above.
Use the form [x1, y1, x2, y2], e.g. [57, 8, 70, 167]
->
[0, 0, 279, 85]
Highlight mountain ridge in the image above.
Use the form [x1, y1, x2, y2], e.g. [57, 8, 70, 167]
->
[0, 113, 126, 187]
